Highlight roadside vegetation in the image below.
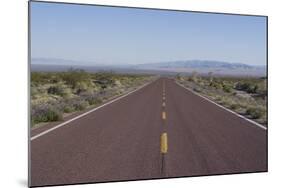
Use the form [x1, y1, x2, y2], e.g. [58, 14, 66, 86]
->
[31, 69, 154, 128]
[176, 72, 267, 125]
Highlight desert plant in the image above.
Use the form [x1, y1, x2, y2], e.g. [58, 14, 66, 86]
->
[230, 103, 239, 110]
[31, 87, 39, 97]
[80, 93, 103, 105]
[31, 104, 63, 124]
[75, 81, 91, 95]
[246, 106, 265, 119]
[210, 81, 223, 90]
[63, 105, 75, 113]
[61, 68, 90, 88]
[72, 100, 89, 111]
[235, 82, 259, 94]
[47, 85, 64, 96]
[223, 84, 232, 93]
[191, 71, 198, 82]
[30, 72, 154, 126]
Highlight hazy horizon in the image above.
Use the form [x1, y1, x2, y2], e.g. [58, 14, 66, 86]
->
[31, 2, 267, 66]
[31, 57, 266, 67]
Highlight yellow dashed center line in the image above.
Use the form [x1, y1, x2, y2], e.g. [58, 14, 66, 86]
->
[161, 81, 168, 155]
[162, 112, 166, 120]
[161, 133, 168, 154]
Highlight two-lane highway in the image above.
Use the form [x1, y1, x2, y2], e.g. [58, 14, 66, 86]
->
[30, 78, 267, 187]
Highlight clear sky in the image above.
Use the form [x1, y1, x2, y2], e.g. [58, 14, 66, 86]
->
[30, 1, 267, 65]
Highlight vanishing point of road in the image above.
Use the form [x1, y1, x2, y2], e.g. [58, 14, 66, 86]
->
[30, 78, 267, 187]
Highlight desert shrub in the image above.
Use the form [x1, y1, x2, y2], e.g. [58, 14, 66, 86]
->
[235, 82, 258, 94]
[59, 100, 75, 113]
[45, 108, 62, 121]
[214, 96, 222, 102]
[81, 93, 103, 105]
[71, 100, 89, 111]
[47, 85, 64, 96]
[176, 73, 183, 81]
[248, 85, 258, 93]
[218, 97, 232, 106]
[30, 72, 153, 126]
[230, 103, 239, 110]
[114, 79, 123, 87]
[63, 106, 75, 113]
[31, 72, 48, 84]
[223, 84, 232, 93]
[31, 87, 39, 97]
[49, 75, 61, 83]
[190, 71, 199, 82]
[220, 98, 228, 106]
[61, 88, 72, 98]
[61, 68, 90, 88]
[246, 106, 265, 119]
[75, 81, 91, 95]
[32, 104, 63, 124]
[89, 98, 102, 105]
[209, 81, 223, 90]
[93, 72, 115, 89]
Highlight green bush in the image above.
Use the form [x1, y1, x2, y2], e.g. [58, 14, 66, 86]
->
[31, 72, 153, 126]
[31, 72, 48, 84]
[230, 103, 239, 110]
[61, 68, 90, 88]
[45, 109, 63, 122]
[73, 100, 89, 111]
[223, 84, 232, 93]
[63, 106, 75, 113]
[31, 87, 38, 97]
[246, 107, 265, 119]
[235, 82, 258, 93]
[210, 81, 223, 90]
[32, 106, 63, 124]
[47, 86, 64, 96]
[87, 98, 102, 105]
[75, 81, 91, 94]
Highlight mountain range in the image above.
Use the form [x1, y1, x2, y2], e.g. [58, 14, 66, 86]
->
[31, 58, 266, 76]
[133, 60, 266, 76]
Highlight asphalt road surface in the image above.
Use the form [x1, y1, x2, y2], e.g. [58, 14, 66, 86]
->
[30, 78, 267, 187]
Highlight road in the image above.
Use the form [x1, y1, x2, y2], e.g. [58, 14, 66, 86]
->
[30, 78, 267, 187]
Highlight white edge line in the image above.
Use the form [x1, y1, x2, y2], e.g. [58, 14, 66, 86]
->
[31, 80, 155, 141]
[175, 81, 267, 130]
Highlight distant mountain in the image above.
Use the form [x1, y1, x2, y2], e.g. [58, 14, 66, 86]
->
[134, 60, 266, 76]
[31, 58, 266, 76]
[135, 60, 262, 69]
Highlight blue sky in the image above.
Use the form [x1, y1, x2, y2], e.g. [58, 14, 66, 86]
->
[30, 2, 267, 65]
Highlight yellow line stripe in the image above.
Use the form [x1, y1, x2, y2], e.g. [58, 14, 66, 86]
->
[162, 102, 166, 107]
[161, 133, 168, 154]
[162, 112, 166, 120]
